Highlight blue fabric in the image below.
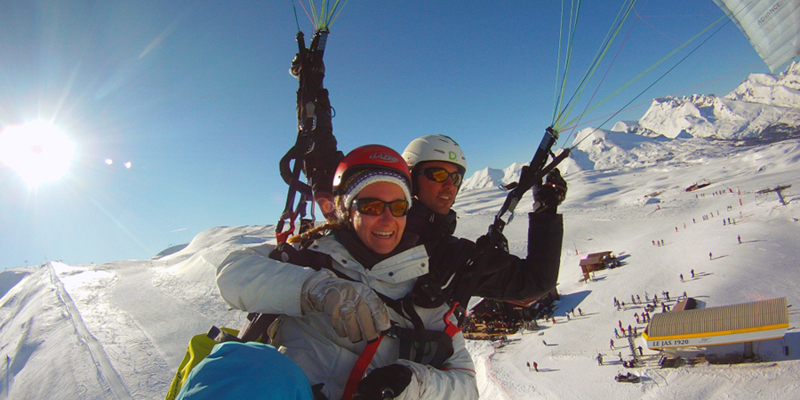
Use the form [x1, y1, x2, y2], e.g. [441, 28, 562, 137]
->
[175, 342, 313, 400]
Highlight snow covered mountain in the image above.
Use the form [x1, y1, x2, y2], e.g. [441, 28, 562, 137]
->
[462, 62, 800, 190]
[623, 62, 800, 140]
[460, 162, 525, 191]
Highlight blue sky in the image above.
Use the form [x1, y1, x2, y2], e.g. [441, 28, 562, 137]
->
[0, 1, 775, 268]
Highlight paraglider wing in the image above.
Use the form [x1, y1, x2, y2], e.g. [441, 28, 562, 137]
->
[713, 0, 800, 73]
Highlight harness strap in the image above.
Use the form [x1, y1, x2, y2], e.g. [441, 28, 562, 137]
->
[390, 325, 454, 369]
[341, 336, 383, 400]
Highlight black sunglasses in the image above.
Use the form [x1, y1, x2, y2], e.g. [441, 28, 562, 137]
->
[353, 198, 409, 217]
[418, 167, 463, 187]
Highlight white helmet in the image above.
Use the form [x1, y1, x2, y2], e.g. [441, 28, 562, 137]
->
[401, 135, 467, 175]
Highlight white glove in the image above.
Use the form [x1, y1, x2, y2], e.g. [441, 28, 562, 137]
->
[301, 270, 391, 343]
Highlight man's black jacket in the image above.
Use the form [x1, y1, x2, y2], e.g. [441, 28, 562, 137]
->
[406, 200, 563, 305]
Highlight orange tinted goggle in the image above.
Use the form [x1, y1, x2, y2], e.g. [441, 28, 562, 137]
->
[353, 198, 409, 217]
[419, 167, 463, 187]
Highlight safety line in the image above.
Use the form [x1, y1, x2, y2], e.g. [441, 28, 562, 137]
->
[561, 12, 729, 133]
[560, 62, 763, 132]
[567, 16, 732, 150]
[565, 10, 640, 142]
[552, 0, 567, 124]
[555, 0, 638, 130]
[553, 0, 582, 127]
[291, 0, 301, 32]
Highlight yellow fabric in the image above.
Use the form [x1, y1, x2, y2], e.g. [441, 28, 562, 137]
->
[164, 328, 239, 400]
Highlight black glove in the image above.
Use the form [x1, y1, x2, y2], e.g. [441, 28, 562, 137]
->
[353, 364, 412, 400]
[472, 232, 511, 276]
[476, 230, 509, 255]
[533, 168, 567, 214]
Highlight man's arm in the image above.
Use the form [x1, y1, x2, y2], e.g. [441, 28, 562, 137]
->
[465, 211, 563, 301]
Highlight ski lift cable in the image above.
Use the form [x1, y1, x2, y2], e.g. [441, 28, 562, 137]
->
[566, 15, 732, 151]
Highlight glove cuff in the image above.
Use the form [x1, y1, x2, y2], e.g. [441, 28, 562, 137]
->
[300, 269, 336, 315]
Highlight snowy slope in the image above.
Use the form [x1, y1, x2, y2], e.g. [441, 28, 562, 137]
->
[2, 135, 799, 399]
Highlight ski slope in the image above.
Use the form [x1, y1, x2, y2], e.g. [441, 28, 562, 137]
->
[1, 137, 799, 399]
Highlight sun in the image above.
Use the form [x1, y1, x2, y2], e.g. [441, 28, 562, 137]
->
[0, 121, 75, 186]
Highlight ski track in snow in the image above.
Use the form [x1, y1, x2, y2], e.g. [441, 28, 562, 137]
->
[47, 263, 132, 400]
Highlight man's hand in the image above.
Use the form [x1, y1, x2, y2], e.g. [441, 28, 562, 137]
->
[533, 168, 567, 214]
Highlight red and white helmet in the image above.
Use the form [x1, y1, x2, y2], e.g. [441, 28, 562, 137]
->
[333, 145, 412, 210]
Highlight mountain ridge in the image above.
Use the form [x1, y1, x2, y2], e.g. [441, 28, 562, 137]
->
[462, 62, 800, 190]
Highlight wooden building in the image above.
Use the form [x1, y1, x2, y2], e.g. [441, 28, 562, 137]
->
[579, 251, 618, 281]
[470, 287, 560, 323]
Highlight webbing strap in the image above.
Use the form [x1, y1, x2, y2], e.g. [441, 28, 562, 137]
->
[341, 336, 383, 400]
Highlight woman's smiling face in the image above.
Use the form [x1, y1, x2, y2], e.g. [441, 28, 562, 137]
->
[350, 181, 407, 254]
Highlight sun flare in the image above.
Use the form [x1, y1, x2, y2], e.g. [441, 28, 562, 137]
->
[0, 122, 75, 186]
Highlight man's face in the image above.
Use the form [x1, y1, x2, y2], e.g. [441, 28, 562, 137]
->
[415, 161, 461, 215]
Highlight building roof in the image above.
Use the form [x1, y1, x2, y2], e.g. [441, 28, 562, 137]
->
[643, 297, 789, 348]
[579, 251, 613, 266]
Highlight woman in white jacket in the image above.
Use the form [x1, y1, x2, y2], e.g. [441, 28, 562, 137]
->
[216, 145, 478, 400]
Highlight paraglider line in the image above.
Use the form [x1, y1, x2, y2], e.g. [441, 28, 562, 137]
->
[567, 15, 731, 150]
[564, 9, 640, 143]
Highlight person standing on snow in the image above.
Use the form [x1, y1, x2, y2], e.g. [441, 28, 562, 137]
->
[210, 145, 478, 400]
